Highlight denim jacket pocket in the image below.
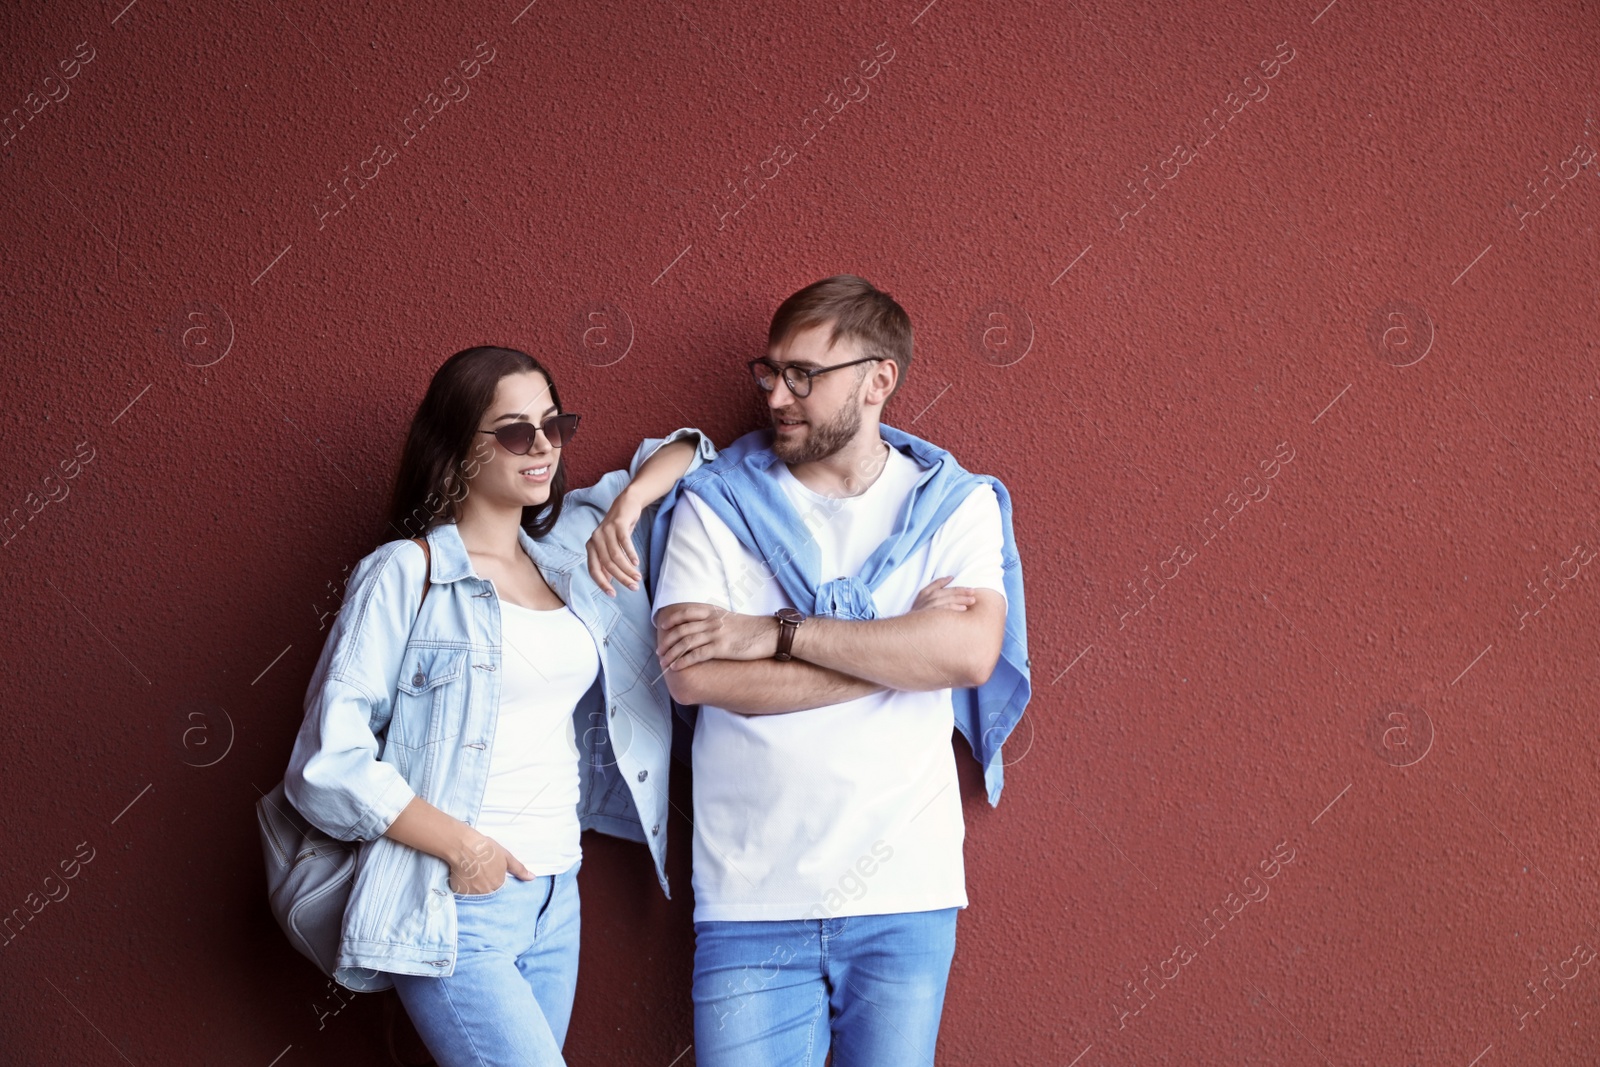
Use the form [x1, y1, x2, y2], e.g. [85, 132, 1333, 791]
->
[387, 647, 469, 771]
[396, 646, 467, 696]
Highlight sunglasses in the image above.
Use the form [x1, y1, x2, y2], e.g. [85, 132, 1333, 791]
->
[477, 414, 581, 454]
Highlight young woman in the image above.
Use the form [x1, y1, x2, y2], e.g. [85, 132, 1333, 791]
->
[284, 346, 712, 1066]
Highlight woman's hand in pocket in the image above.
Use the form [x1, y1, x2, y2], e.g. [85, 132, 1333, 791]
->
[449, 830, 534, 895]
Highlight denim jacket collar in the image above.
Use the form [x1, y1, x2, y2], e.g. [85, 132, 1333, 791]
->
[423, 519, 585, 587]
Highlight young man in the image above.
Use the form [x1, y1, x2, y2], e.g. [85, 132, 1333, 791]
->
[649, 275, 1030, 1065]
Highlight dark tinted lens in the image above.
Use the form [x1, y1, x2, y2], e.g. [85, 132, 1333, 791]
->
[493, 422, 540, 454]
[491, 415, 580, 454]
[544, 414, 579, 447]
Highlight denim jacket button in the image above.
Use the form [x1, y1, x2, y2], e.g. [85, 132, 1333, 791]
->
[651, 824, 660, 836]
[412, 671, 426, 687]
[636, 769, 648, 782]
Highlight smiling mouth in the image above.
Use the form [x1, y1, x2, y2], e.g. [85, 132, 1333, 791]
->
[519, 464, 551, 479]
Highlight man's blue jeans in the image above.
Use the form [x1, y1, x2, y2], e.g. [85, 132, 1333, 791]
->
[390, 863, 581, 1067]
[692, 908, 959, 1066]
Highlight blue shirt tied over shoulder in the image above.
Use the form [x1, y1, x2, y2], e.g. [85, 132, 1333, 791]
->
[649, 423, 1031, 805]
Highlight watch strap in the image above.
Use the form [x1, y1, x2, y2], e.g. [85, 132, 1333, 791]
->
[774, 611, 800, 661]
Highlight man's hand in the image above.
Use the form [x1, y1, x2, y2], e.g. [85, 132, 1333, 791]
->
[655, 603, 779, 670]
[788, 584, 1007, 692]
[910, 575, 978, 613]
[656, 580, 975, 673]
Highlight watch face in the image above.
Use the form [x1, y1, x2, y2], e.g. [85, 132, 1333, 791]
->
[776, 608, 804, 624]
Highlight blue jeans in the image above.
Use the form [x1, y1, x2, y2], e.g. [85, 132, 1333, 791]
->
[692, 908, 959, 1067]
[390, 863, 581, 1067]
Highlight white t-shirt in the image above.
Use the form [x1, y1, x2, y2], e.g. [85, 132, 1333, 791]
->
[652, 445, 1007, 922]
[473, 598, 599, 875]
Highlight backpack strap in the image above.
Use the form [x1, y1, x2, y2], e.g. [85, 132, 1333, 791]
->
[409, 537, 432, 606]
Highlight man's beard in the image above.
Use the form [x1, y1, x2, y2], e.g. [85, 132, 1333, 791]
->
[772, 399, 862, 465]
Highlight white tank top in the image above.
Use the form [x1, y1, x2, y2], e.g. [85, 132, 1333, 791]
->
[472, 597, 600, 875]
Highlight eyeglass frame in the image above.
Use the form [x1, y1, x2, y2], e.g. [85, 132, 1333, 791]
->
[476, 413, 582, 455]
[746, 355, 886, 399]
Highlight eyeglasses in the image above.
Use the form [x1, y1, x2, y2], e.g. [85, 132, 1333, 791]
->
[748, 356, 884, 399]
[478, 414, 581, 454]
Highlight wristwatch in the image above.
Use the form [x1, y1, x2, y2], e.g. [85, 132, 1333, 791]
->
[773, 608, 805, 661]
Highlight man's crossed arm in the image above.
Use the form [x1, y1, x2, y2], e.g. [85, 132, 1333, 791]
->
[654, 577, 1005, 716]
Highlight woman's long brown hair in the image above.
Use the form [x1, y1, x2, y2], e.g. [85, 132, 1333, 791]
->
[384, 346, 568, 545]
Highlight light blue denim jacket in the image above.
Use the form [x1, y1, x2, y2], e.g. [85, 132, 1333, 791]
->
[285, 429, 714, 990]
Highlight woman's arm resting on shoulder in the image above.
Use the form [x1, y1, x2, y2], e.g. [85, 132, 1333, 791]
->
[587, 429, 716, 595]
[587, 439, 696, 595]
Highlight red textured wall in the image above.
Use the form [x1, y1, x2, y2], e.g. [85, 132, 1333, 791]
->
[3, 0, 1598, 1062]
